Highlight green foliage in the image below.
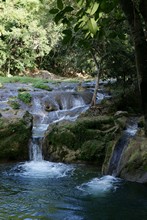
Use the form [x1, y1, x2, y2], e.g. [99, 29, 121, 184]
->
[48, 0, 135, 82]
[0, 0, 62, 76]
[18, 92, 32, 104]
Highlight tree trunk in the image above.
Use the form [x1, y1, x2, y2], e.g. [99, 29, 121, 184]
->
[90, 50, 101, 106]
[120, 0, 147, 135]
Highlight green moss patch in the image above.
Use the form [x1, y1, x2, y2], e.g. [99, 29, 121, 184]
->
[18, 92, 32, 104]
[33, 82, 52, 91]
[44, 115, 123, 164]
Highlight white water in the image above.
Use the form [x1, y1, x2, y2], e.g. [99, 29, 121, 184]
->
[125, 123, 138, 136]
[77, 175, 121, 196]
[12, 161, 74, 178]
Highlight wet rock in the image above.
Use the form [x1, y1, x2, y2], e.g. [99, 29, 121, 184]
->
[118, 131, 147, 183]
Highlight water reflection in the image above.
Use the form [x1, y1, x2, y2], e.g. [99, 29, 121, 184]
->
[0, 163, 147, 220]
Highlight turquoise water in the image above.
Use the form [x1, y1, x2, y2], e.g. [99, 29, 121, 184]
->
[0, 161, 147, 220]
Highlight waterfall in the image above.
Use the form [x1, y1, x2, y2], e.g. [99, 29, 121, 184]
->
[29, 137, 43, 161]
[107, 118, 138, 176]
[29, 91, 90, 163]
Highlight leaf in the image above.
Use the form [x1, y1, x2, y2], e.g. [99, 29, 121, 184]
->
[62, 29, 72, 36]
[62, 18, 70, 25]
[57, 0, 64, 10]
[54, 11, 64, 24]
[90, 2, 99, 15]
[88, 18, 98, 35]
[77, 0, 85, 7]
[62, 28, 73, 45]
[49, 8, 59, 14]
[63, 6, 74, 13]
[74, 23, 80, 32]
[62, 34, 72, 45]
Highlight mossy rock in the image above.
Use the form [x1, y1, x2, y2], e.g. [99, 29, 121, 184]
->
[0, 112, 32, 161]
[118, 133, 147, 183]
[43, 115, 124, 164]
[80, 140, 105, 165]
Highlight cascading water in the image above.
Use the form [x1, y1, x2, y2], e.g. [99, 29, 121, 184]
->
[29, 137, 43, 161]
[107, 118, 138, 176]
[16, 90, 92, 178]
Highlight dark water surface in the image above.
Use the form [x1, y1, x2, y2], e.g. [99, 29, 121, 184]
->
[0, 162, 147, 220]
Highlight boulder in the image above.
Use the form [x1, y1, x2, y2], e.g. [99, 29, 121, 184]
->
[43, 115, 125, 165]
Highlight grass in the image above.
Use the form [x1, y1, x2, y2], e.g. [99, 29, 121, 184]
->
[0, 76, 86, 85]
[0, 76, 50, 84]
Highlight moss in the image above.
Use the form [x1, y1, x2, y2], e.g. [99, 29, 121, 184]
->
[9, 101, 20, 109]
[80, 140, 105, 165]
[33, 82, 52, 91]
[48, 126, 76, 150]
[44, 114, 123, 163]
[18, 88, 30, 92]
[118, 134, 147, 182]
[18, 92, 32, 104]
[0, 114, 32, 161]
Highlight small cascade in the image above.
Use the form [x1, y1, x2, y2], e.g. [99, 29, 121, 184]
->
[107, 118, 138, 176]
[29, 137, 43, 161]
[17, 88, 93, 178]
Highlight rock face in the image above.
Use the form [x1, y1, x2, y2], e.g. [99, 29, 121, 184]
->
[43, 115, 125, 165]
[117, 131, 147, 183]
[0, 111, 32, 161]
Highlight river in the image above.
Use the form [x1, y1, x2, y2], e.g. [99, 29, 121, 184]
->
[0, 161, 147, 220]
[0, 81, 147, 219]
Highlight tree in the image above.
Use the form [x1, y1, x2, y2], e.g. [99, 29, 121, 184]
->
[119, 0, 147, 134]
[0, 0, 62, 76]
[50, 0, 135, 106]
[50, 0, 147, 134]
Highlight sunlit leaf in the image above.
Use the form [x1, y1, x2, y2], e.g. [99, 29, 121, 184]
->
[88, 18, 98, 35]
[91, 2, 99, 15]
